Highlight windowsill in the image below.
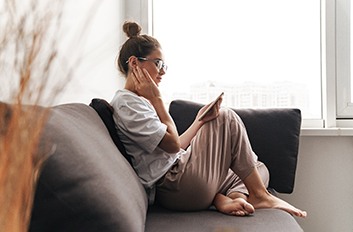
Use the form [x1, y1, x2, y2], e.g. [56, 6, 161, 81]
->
[301, 128, 353, 136]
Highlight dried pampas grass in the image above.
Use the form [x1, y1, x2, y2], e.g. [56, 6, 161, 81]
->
[0, 0, 96, 230]
[0, 102, 49, 232]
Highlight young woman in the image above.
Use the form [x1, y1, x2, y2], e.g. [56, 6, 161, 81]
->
[111, 21, 306, 218]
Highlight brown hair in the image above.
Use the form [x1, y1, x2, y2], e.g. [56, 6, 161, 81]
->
[117, 21, 161, 76]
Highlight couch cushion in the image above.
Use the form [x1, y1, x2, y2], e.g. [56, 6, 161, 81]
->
[169, 100, 301, 194]
[89, 98, 132, 165]
[30, 103, 148, 232]
[146, 205, 303, 232]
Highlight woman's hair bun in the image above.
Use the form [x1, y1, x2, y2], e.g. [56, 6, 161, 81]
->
[123, 21, 142, 38]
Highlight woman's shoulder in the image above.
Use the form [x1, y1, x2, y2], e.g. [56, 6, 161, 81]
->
[111, 89, 150, 109]
[116, 89, 137, 98]
[112, 89, 138, 103]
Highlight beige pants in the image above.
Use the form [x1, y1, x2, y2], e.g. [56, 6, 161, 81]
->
[156, 108, 269, 211]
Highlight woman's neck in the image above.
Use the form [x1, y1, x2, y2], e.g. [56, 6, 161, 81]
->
[124, 75, 136, 93]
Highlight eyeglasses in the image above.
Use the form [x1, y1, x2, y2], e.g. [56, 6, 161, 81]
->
[137, 57, 168, 73]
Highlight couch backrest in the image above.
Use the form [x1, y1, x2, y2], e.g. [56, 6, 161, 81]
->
[169, 100, 302, 194]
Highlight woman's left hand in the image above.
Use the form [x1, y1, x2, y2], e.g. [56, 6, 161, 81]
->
[197, 97, 223, 123]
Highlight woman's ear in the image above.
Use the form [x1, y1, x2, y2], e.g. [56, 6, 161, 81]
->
[127, 56, 138, 68]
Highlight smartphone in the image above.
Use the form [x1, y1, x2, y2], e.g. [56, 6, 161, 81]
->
[198, 92, 224, 121]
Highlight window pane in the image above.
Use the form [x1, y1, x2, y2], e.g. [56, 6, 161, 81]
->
[152, 0, 321, 119]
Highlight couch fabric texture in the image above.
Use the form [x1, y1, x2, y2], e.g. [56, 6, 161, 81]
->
[3, 98, 303, 232]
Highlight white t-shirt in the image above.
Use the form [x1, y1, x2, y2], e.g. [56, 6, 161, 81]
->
[111, 89, 184, 202]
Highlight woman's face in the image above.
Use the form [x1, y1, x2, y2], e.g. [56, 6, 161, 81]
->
[137, 48, 166, 86]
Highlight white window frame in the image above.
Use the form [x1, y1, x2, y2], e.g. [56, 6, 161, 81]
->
[123, 0, 353, 131]
[322, 0, 338, 128]
[123, 0, 153, 35]
[336, 0, 353, 121]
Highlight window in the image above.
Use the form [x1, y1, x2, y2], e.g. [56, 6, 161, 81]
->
[152, 0, 321, 121]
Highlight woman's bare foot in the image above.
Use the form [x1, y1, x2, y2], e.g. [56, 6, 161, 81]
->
[241, 166, 307, 218]
[213, 193, 254, 216]
[248, 191, 307, 218]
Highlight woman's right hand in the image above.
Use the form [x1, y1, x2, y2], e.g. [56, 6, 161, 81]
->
[131, 66, 161, 101]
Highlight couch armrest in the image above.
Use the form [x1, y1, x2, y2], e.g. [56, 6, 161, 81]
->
[30, 103, 148, 232]
[169, 100, 301, 194]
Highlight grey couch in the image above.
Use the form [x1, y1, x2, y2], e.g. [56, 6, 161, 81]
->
[24, 99, 303, 232]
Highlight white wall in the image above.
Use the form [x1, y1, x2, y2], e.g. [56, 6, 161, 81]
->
[59, 0, 151, 105]
[278, 136, 353, 232]
[1, 0, 125, 105]
[54, 0, 126, 105]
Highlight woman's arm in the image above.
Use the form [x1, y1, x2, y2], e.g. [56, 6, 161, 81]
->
[179, 119, 203, 150]
[132, 67, 180, 153]
[149, 96, 180, 153]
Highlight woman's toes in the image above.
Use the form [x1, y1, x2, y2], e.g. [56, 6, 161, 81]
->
[233, 210, 246, 216]
[242, 201, 255, 214]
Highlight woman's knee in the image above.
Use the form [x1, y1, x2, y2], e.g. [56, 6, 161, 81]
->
[217, 108, 246, 131]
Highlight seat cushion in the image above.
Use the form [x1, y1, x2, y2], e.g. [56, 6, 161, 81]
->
[30, 103, 148, 232]
[146, 205, 303, 232]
